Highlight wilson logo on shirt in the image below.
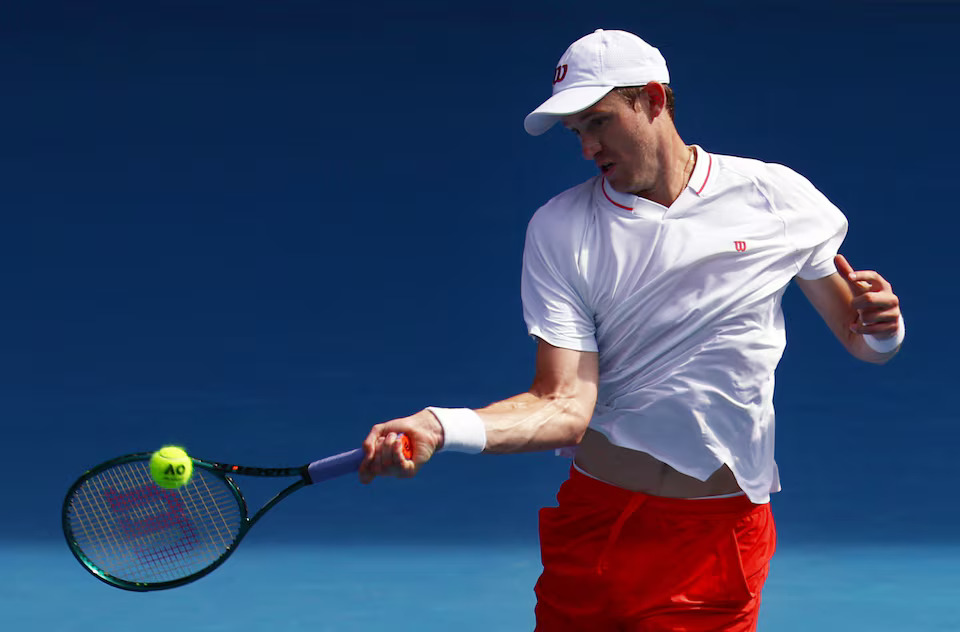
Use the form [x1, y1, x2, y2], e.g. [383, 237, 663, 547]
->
[734, 241, 747, 252]
[553, 64, 568, 85]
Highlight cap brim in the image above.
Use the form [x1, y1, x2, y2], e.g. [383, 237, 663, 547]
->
[523, 85, 615, 136]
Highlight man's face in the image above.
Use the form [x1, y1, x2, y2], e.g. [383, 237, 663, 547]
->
[562, 91, 659, 196]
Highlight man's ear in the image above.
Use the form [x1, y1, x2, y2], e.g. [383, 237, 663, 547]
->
[640, 82, 667, 118]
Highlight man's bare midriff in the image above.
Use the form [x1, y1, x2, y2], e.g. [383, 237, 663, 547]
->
[574, 428, 743, 498]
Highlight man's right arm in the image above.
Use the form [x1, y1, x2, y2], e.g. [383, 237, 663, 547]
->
[358, 340, 598, 483]
[477, 340, 598, 453]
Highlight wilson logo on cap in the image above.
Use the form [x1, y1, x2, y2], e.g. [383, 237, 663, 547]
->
[553, 64, 568, 85]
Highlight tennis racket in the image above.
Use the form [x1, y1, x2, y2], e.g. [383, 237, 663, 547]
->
[62, 436, 411, 591]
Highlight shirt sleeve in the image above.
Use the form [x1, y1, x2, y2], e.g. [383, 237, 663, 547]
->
[520, 208, 598, 352]
[765, 164, 849, 280]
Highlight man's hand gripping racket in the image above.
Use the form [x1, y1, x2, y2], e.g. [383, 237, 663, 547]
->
[62, 436, 412, 591]
[359, 408, 444, 483]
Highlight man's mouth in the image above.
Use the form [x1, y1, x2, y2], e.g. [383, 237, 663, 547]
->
[600, 162, 614, 174]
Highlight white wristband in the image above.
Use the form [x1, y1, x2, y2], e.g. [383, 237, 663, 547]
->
[863, 315, 905, 353]
[426, 407, 487, 454]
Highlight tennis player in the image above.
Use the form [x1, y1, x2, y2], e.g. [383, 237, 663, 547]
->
[359, 29, 904, 631]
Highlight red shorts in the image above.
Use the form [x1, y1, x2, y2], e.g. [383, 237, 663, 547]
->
[535, 467, 776, 632]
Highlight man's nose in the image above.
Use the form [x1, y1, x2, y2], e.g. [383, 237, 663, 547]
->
[580, 136, 601, 160]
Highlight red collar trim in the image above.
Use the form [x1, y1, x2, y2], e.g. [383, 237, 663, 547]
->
[601, 178, 633, 211]
[689, 146, 713, 196]
[695, 153, 712, 195]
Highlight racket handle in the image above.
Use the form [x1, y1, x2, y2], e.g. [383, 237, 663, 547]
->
[305, 435, 412, 484]
[306, 449, 364, 483]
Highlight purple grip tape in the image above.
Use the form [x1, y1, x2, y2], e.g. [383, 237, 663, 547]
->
[306, 449, 365, 484]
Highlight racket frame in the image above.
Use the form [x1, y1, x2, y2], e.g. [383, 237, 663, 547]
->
[62, 453, 312, 592]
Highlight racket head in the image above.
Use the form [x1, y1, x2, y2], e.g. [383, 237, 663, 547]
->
[62, 453, 250, 591]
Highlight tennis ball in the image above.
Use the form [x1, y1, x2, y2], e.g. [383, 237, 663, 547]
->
[149, 446, 193, 489]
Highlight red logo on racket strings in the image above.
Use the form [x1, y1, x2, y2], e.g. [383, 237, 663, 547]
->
[553, 64, 568, 85]
[734, 241, 747, 252]
[105, 485, 199, 559]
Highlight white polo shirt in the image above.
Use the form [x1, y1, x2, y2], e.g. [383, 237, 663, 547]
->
[521, 146, 847, 504]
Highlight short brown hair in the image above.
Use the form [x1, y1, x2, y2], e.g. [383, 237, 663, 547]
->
[616, 84, 675, 121]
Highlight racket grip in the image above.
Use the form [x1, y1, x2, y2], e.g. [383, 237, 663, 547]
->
[305, 435, 412, 484]
[306, 449, 364, 484]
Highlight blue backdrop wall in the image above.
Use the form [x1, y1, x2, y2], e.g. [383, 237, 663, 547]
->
[2, 1, 957, 548]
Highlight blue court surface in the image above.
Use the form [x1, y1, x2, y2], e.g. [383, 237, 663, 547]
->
[5, 541, 960, 631]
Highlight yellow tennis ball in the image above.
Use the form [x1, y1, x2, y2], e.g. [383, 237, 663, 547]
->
[149, 446, 193, 489]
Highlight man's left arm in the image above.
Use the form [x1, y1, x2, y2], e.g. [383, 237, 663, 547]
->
[794, 254, 904, 364]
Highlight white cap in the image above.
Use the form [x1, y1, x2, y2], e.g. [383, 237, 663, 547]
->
[524, 29, 670, 136]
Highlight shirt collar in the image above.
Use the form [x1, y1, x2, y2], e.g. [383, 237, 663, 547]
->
[597, 145, 716, 215]
[687, 145, 714, 197]
[599, 176, 640, 212]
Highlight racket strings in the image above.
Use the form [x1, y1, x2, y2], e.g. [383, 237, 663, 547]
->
[65, 461, 243, 585]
